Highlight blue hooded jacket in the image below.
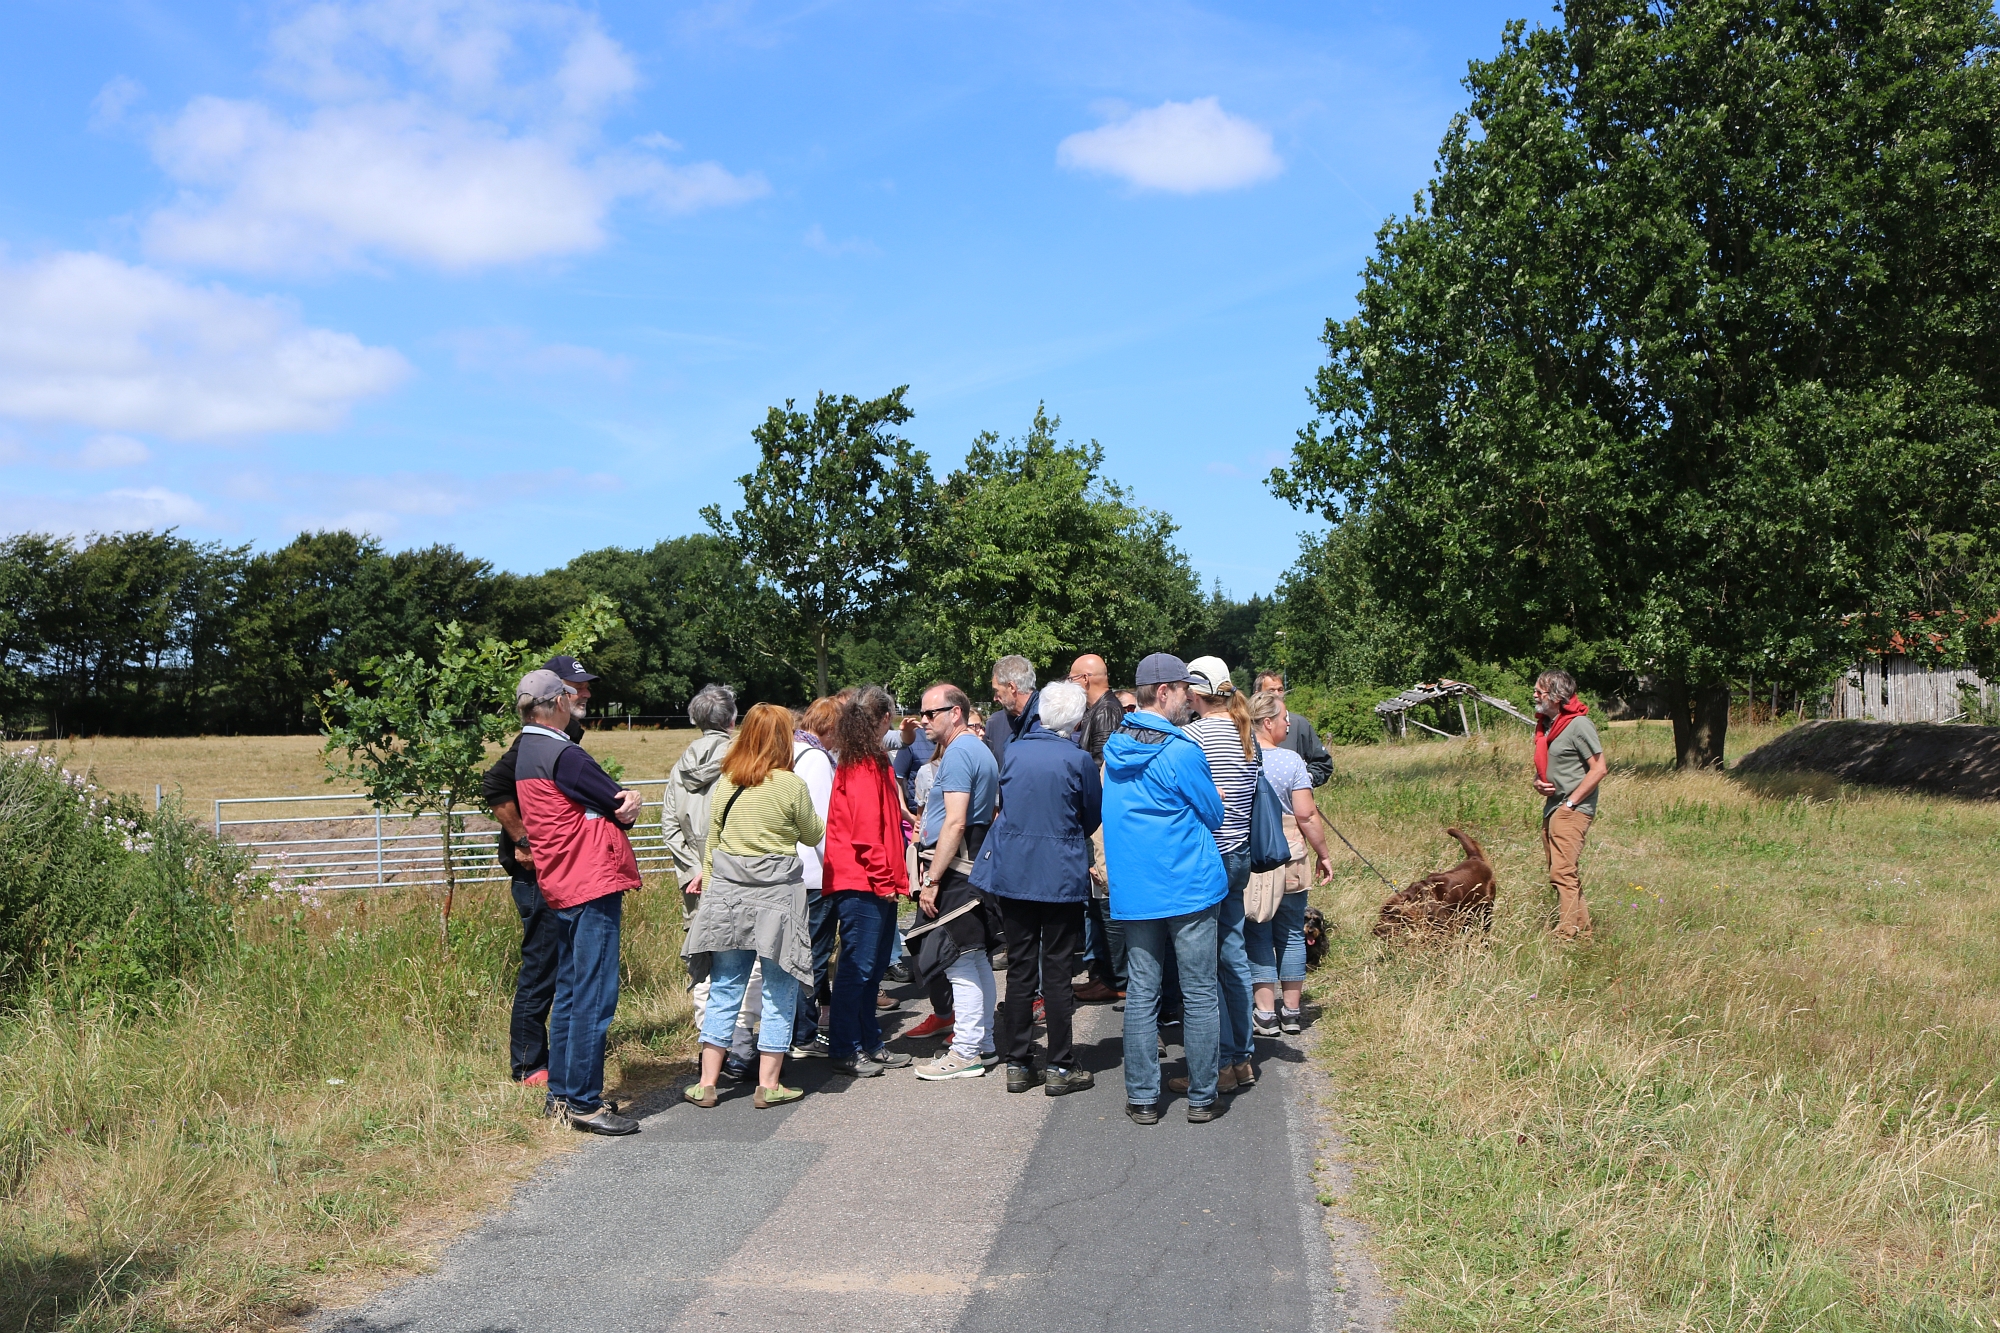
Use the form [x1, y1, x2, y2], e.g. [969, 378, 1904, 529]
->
[1101, 711, 1226, 921]
[971, 720, 1102, 903]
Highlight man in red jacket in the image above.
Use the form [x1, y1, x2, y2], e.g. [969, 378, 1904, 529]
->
[514, 669, 644, 1135]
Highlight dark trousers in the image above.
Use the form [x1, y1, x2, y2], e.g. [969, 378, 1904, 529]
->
[1082, 893, 1124, 987]
[547, 891, 624, 1113]
[995, 896, 1084, 1067]
[509, 877, 560, 1080]
[827, 892, 896, 1057]
[793, 888, 839, 1044]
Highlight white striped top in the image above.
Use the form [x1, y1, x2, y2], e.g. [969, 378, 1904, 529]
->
[1186, 715, 1258, 854]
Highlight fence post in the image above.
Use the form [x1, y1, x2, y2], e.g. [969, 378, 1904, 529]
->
[214, 798, 221, 837]
[375, 807, 384, 887]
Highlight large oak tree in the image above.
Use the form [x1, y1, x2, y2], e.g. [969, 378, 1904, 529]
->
[1270, 0, 2000, 767]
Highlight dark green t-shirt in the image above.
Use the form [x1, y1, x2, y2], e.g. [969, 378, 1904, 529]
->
[1542, 715, 1604, 819]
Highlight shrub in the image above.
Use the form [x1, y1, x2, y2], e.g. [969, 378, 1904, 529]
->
[0, 749, 257, 1001]
[1285, 683, 1392, 746]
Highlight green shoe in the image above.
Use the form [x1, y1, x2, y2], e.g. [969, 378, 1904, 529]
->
[683, 1084, 718, 1109]
[753, 1084, 804, 1109]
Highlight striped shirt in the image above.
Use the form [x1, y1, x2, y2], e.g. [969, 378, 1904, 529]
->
[1186, 715, 1258, 853]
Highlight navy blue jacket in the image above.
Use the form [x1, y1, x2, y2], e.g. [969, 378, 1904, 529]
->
[972, 720, 1102, 903]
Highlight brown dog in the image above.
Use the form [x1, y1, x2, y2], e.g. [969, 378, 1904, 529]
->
[1373, 828, 1497, 938]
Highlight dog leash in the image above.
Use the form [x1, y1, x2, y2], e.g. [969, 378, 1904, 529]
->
[1325, 820, 1397, 889]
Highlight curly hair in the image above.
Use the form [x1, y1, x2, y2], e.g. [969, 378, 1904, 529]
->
[834, 684, 895, 770]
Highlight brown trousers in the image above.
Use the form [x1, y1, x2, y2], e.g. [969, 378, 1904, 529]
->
[1542, 806, 1594, 938]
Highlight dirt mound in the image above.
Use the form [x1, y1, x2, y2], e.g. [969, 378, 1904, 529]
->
[1734, 720, 2000, 800]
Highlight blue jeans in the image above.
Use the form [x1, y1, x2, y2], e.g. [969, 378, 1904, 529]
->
[828, 892, 896, 1057]
[547, 892, 624, 1113]
[1122, 903, 1221, 1108]
[793, 888, 836, 1044]
[701, 949, 802, 1053]
[1245, 891, 1309, 985]
[1216, 849, 1255, 1065]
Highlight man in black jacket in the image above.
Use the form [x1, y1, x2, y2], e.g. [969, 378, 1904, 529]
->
[1255, 669, 1334, 786]
[1067, 653, 1126, 1004]
[482, 654, 596, 1085]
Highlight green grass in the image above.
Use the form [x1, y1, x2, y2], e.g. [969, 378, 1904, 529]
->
[1308, 721, 2000, 1331]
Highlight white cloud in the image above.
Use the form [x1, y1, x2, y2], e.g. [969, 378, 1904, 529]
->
[77, 434, 153, 468]
[0, 251, 410, 438]
[144, 1, 766, 272]
[1057, 97, 1282, 194]
[0, 485, 209, 536]
[90, 76, 145, 131]
[439, 326, 631, 379]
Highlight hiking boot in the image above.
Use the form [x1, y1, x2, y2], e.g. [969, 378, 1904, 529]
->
[1232, 1061, 1257, 1089]
[829, 1054, 884, 1077]
[1005, 1063, 1044, 1094]
[1073, 980, 1119, 1004]
[915, 1050, 988, 1081]
[1168, 1065, 1239, 1095]
[1044, 1066, 1094, 1097]
[753, 1084, 804, 1109]
[717, 1055, 754, 1084]
[1125, 1102, 1160, 1125]
[863, 1046, 912, 1069]
[885, 960, 914, 984]
[1186, 1100, 1224, 1124]
[1253, 1009, 1281, 1038]
[570, 1104, 640, 1135]
[1280, 1007, 1303, 1035]
[906, 1012, 955, 1040]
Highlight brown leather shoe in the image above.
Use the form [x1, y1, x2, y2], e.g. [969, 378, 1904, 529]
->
[1166, 1066, 1239, 1095]
[1072, 980, 1120, 1004]
[1233, 1061, 1256, 1089]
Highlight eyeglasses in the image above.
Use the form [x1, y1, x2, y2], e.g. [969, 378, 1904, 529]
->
[1121, 703, 1137, 714]
[916, 705, 958, 722]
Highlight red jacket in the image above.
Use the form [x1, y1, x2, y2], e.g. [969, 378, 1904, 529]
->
[822, 758, 908, 897]
[515, 726, 640, 909]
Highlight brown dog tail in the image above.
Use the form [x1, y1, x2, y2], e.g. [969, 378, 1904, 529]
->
[1445, 827, 1487, 862]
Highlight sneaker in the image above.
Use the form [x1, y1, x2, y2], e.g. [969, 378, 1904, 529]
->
[906, 1012, 955, 1040]
[516, 1068, 549, 1087]
[753, 1084, 804, 1108]
[1073, 980, 1119, 1004]
[1253, 1010, 1281, 1038]
[1031, 996, 1047, 1026]
[885, 960, 914, 984]
[1280, 1007, 1303, 1035]
[863, 1046, 913, 1069]
[876, 992, 898, 1010]
[569, 1105, 641, 1135]
[789, 1038, 828, 1059]
[1160, 1010, 1182, 1028]
[1044, 1066, 1094, 1097]
[915, 1050, 988, 1080]
[1005, 1063, 1044, 1094]
[830, 1055, 884, 1078]
[1126, 1102, 1161, 1125]
[979, 1049, 1001, 1068]
[718, 1056, 754, 1084]
[1186, 1100, 1224, 1124]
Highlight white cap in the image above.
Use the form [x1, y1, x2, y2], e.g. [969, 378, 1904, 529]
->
[1186, 655, 1233, 697]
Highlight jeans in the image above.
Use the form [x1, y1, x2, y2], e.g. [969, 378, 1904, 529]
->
[944, 950, 997, 1059]
[547, 891, 624, 1113]
[793, 888, 838, 1044]
[827, 891, 896, 1057]
[1245, 891, 1309, 984]
[1122, 903, 1221, 1108]
[1082, 893, 1123, 987]
[701, 949, 802, 1054]
[995, 897, 1084, 1067]
[508, 877, 560, 1080]
[1216, 849, 1255, 1065]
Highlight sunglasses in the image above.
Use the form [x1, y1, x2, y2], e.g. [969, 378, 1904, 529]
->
[916, 705, 959, 722]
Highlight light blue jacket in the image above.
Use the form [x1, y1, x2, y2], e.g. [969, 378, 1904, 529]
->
[1101, 710, 1226, 921]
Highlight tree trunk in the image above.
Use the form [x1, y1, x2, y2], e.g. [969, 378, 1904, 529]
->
[438, 802, 456, 950]
[1662, 679, 1731, 769]
[814, 627, 829, 699]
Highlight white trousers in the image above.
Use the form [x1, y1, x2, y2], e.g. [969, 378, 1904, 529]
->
[945, 951, 997, 1060]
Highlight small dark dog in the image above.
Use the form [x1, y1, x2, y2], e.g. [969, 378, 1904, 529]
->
[1373, 828, 1497, 939]
[1302, 905, 1331, 967]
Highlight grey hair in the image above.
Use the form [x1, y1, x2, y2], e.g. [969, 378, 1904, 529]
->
[1248, 689, 1287, 724]
[992, 654, 1036, 693]
[688, 683, 737, 733]
[1036, 680, 1087, 734]
[518, 687, 573, 724]
[1535, 669, 1578, 705]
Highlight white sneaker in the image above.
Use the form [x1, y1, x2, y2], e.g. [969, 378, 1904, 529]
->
[915, 1050, 988, 1080]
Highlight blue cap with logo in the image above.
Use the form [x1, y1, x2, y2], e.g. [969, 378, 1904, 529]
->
[543, 655, 598, 683]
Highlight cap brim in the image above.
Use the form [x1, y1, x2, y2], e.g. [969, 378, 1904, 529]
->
[564, 670, 599, 682]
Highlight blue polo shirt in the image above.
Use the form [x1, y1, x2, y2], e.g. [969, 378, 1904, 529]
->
[921, 734, 998, 844]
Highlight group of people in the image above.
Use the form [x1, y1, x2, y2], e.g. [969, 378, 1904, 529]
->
[487, 649, 1605, 1134]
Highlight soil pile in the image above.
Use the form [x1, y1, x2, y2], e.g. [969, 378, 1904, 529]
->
[1735, 720, 2000, 800]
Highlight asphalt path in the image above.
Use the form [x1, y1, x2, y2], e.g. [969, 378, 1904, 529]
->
[322, 968, 1393, 1333]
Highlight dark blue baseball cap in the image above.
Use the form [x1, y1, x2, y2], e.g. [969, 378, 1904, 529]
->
[543, 655, 599, 683]
[1133, 652, 1201, 687]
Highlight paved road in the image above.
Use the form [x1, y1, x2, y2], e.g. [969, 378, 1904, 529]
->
[323, 977, 1392, 1333]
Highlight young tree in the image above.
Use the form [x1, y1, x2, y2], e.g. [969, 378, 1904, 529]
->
[701, 388, 931, 697]
[1269, 0, 2000, 767]
[319, 595, 622, 945]
[907, 405, 1205, 689]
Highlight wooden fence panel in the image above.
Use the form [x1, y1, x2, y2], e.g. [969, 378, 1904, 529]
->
[1835, 659, 1993, 723]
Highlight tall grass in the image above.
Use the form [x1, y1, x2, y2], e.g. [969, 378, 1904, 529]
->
[1310, 722, 2000, 1331]
[1, 878, 694, 1331]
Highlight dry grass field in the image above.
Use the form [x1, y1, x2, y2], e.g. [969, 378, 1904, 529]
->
[1307, 720, 2000, 1332]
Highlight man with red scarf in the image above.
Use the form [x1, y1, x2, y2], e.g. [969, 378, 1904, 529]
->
[1531, 669, 1608, 940]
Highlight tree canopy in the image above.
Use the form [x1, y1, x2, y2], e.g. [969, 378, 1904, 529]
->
[1269, 0, 2000, 766]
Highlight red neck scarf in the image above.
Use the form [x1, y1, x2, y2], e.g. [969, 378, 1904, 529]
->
[1534, 696, 1589, 782]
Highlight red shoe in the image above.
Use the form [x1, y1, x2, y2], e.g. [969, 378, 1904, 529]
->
[517, 1069, 548, 1087]
[1032, 996, 1047, 1025]
[906, 1012, 955, 1039]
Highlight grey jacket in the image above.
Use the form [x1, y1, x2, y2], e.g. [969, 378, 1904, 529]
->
[660, 730, 731, 880]
[679, 850, 813, 989]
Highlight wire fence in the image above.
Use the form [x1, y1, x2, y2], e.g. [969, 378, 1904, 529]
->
[215, 780, 677, 893]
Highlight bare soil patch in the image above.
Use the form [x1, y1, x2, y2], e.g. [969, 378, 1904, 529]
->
[1733, 719, 2000, 800]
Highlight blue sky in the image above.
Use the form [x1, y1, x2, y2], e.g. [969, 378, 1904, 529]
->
[0, 0, 1534, 594]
